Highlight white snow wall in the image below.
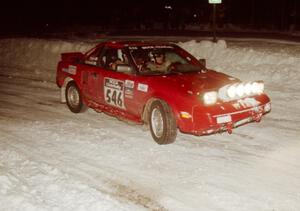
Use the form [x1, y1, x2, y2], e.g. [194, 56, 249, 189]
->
[0, 38, 299, 90]
[178, 40, 300, 90]
[0, 39, 93, 82]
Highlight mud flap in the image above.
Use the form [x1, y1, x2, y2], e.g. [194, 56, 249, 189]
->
[226, 122, 233, 134]
[252, 107, 264, 122]
[61, 86, 66, 103]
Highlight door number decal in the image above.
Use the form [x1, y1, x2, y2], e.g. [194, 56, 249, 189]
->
[104, 78, 126, 109]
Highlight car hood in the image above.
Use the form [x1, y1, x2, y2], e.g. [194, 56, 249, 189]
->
[153, 70, 239, 95]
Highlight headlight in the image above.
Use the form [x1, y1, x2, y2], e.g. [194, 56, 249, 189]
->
[203, 91, 218, 105]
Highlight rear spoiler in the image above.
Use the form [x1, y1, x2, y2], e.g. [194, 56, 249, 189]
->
[61, 52, 84, 62]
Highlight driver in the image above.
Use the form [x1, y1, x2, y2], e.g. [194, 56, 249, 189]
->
[146, 49, 171, 72]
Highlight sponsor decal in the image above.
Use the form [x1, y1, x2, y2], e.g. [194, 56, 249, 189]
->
[141, 45, 174, 49]
[62, 65, 77, 75]
[217, 115, 232, 124]
[124, 80, 134, 99]
[90, 56, 98, 61]
[232, 102, 241, 110]
[233, 98, 260, 109]
[125, 80, 134, 88]
[128, 46, 138, 50]
[104, 78, 126, 109]
[85, 60, 97, 65]
[62, 68, 68, 73]
[125, 89, 134, 99]
[137, 83, 148, 92]
[84, 56, 98, 66]
[68, 65, 77, 74]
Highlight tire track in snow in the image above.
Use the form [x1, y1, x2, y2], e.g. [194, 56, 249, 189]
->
[0, 127, 166, 211]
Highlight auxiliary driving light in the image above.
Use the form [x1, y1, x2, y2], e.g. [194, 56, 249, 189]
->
[251, 82, 260, 93]
[236, 83, 245, 97]
[221, 81, 265, 101]
[244, 82, 252, 95]
[257, 83, 264, 94]
[227, 84, 236, 98]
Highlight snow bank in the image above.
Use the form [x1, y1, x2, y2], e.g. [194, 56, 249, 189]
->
[0, 39, 93, 82]
[178, 40, 300, 89]
[0, 38, 299, 90]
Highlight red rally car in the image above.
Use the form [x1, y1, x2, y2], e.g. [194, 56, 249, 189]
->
[56, 41, 271, 144]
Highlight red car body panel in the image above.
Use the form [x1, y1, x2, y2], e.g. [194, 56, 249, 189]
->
[56, 41, 271, 136]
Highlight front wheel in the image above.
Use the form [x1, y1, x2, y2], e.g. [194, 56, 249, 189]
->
[149, 100, 177, 144]
[65, 81, 87, 113]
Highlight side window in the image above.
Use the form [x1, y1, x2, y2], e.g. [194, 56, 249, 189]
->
[130, 49, 150, 71]
[84, 46, 103, 66]
[101, 48, 118, 69]
[100, 47, 132, 73]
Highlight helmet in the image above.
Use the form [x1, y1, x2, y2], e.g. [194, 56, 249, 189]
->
[152, 49, 165, 57]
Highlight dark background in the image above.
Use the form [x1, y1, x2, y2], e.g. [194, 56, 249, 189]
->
[0, 0, 299, 36]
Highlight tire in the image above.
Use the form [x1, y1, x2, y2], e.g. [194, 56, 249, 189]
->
[65, 81, 87, 113]
[149, 100, 177, 144]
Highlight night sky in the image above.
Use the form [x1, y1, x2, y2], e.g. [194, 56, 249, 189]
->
[0, 0, 299, 35]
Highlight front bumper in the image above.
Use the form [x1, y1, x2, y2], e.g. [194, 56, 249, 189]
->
[178, 95, 271, 136]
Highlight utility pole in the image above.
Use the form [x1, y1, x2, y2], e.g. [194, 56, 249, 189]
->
[209, 0, 222, 42]
[213, 4, 217, 42]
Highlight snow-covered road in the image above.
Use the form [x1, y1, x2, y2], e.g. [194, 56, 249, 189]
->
[0, 38, 300, 211]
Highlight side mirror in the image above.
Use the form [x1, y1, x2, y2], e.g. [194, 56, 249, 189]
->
[199, 59, 206, 67]
[116, 64, 132, 73]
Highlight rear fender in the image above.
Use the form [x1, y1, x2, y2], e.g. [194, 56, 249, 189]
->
[61, 52, 84, 63]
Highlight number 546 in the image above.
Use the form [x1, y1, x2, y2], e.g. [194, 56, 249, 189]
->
[106, 89, 123, 107]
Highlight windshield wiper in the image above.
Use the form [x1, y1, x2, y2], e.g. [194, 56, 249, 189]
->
[172, 64, 206, 73]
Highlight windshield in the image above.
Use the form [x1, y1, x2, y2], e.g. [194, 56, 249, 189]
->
[128, 45, 205, 75]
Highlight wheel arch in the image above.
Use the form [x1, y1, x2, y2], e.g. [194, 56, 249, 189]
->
[148, 99, 178, 144]
[60, 77, 74, 103]
[142, 97, 180, 125]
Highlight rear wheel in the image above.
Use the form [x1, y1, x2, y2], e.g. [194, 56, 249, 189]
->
[149, 100, 177, 144]
[65, 81, 86, 113]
